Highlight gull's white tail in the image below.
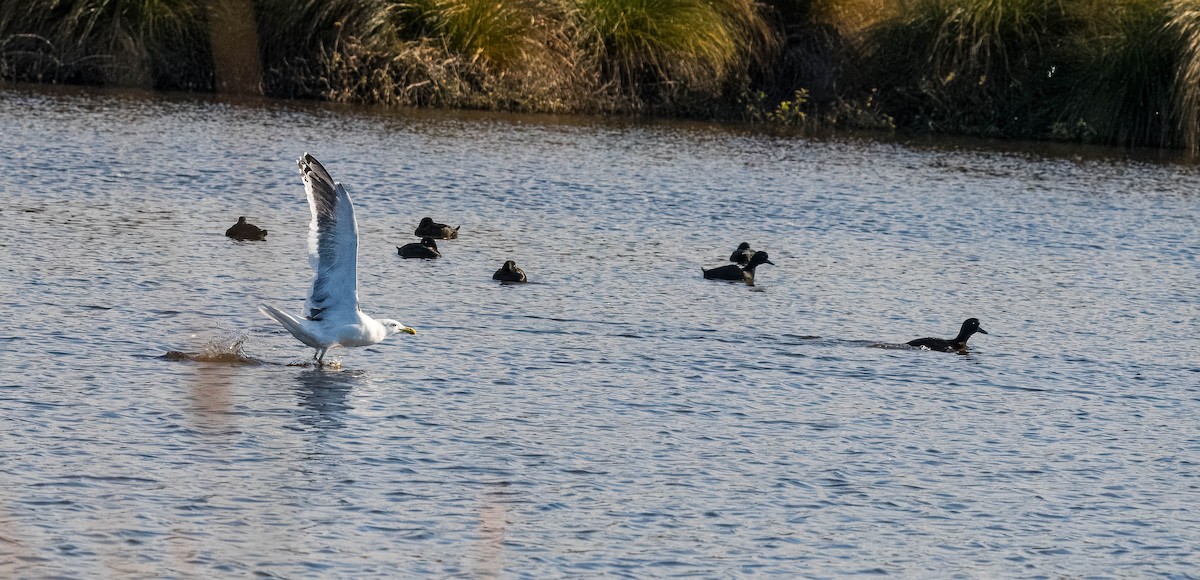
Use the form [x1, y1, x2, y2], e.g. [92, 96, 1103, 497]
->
[259, 304, 320, 348]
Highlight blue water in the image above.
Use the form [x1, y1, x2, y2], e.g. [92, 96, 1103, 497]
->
[2, 84, 1199, 577]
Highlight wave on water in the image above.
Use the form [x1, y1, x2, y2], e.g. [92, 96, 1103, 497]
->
[162, 332, 263, 365]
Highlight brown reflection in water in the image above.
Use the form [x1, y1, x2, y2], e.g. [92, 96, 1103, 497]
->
[0, 502, 36, 572]
[186, 362, 235, 433]
[166, 527, 203, 577]
[473, 482, 511, 578]
[181, 331, 259, 433]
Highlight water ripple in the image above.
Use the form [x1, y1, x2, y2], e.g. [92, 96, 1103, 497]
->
[1, 85, 1198, 577]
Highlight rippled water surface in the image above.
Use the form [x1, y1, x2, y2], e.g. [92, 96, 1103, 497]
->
[2, 85, 1199, 577]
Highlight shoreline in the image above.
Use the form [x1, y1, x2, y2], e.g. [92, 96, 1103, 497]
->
[6, 79, 1196, 167]
[3, 0, 1199, 153]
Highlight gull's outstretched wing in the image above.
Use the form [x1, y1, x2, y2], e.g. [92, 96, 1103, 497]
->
[298, 153, 359, 321]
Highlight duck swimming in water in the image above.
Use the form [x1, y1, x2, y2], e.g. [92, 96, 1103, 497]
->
[397, 236, 440, 259]
[907, 318, 988, 352]
[226, 216, 267, 241]
[729, 242, 753, 266]
[492, 260, 527, 282]
[702, 251, 774, 286]
[414, 217, 460, 239]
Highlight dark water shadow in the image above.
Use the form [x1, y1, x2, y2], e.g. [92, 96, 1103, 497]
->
[293, 369, 364, 430]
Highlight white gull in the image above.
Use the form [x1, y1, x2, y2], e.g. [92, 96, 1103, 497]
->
[260, 153, 415, 366]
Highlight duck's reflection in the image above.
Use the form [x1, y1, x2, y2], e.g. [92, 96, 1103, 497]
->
[293, 369, 359, 430]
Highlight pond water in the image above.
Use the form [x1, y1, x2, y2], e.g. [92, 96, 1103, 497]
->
[1, 84, 1198, 577]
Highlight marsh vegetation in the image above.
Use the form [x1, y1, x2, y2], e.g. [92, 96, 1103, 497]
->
[3, 0, 1199, 149]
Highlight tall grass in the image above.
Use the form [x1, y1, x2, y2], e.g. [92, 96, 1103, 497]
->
[573, 0, 777, 107]
[251, 0, 380, 98]
[315, 0, 775, 113]
[862, 0, 1066, 136]
[317, 0, 586, 112]
[2, 0, 1200, 149]
[0, 0, 209, 87]
[1167, 0, 1200, 152]
[1058, 0, 1178, 147]
[370, 0, 543, 69]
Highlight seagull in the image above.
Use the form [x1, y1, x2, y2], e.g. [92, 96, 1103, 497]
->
[259, 153, 415, 366]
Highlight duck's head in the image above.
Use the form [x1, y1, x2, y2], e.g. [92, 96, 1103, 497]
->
[420, 236, 437, 249]
[960, 318, 988, 338]
[502, 260, 518, 271]
[419, 217, 433, 227]
[237, 216, 247, 224]
[748, 251, 774, 268]
[736, 242, 750, 251]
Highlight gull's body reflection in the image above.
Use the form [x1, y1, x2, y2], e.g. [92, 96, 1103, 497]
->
[294, 369, 363, 430]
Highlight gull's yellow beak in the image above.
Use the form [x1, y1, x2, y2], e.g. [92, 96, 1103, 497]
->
[402, 326, 417, 335]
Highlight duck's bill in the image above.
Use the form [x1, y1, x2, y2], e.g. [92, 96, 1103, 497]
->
[978, 328, 988, 334]
[765, 259, 775, 265]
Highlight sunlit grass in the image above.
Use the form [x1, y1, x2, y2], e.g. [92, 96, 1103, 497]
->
[572, 0, 777, 103]
[1167, 0, 1200, 152]
[808, 0, 894, 33]
[370, 0, 544, 69]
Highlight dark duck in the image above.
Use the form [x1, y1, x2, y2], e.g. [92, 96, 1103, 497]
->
[414, 217, 460, 239]
[729, 242, 753, 266]
[907, 318, 989, 352]
[492, 260, 527, 282]
[226, 216, 267, 241]
[397, 236, 440, 259]
[703, 251, 774, 286]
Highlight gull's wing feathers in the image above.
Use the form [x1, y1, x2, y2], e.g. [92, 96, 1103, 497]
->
[298, 153, 359, 321]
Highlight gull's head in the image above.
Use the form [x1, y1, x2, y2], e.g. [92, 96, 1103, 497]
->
[381, 319, 417, 336]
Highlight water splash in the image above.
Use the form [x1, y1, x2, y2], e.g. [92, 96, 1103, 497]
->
[162, 332, 262, 365]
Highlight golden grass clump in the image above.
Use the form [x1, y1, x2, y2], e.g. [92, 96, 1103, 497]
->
[1166, 0, 1200, 152]
[369, 0, 543, 69]
[571, 0, 778, 105]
